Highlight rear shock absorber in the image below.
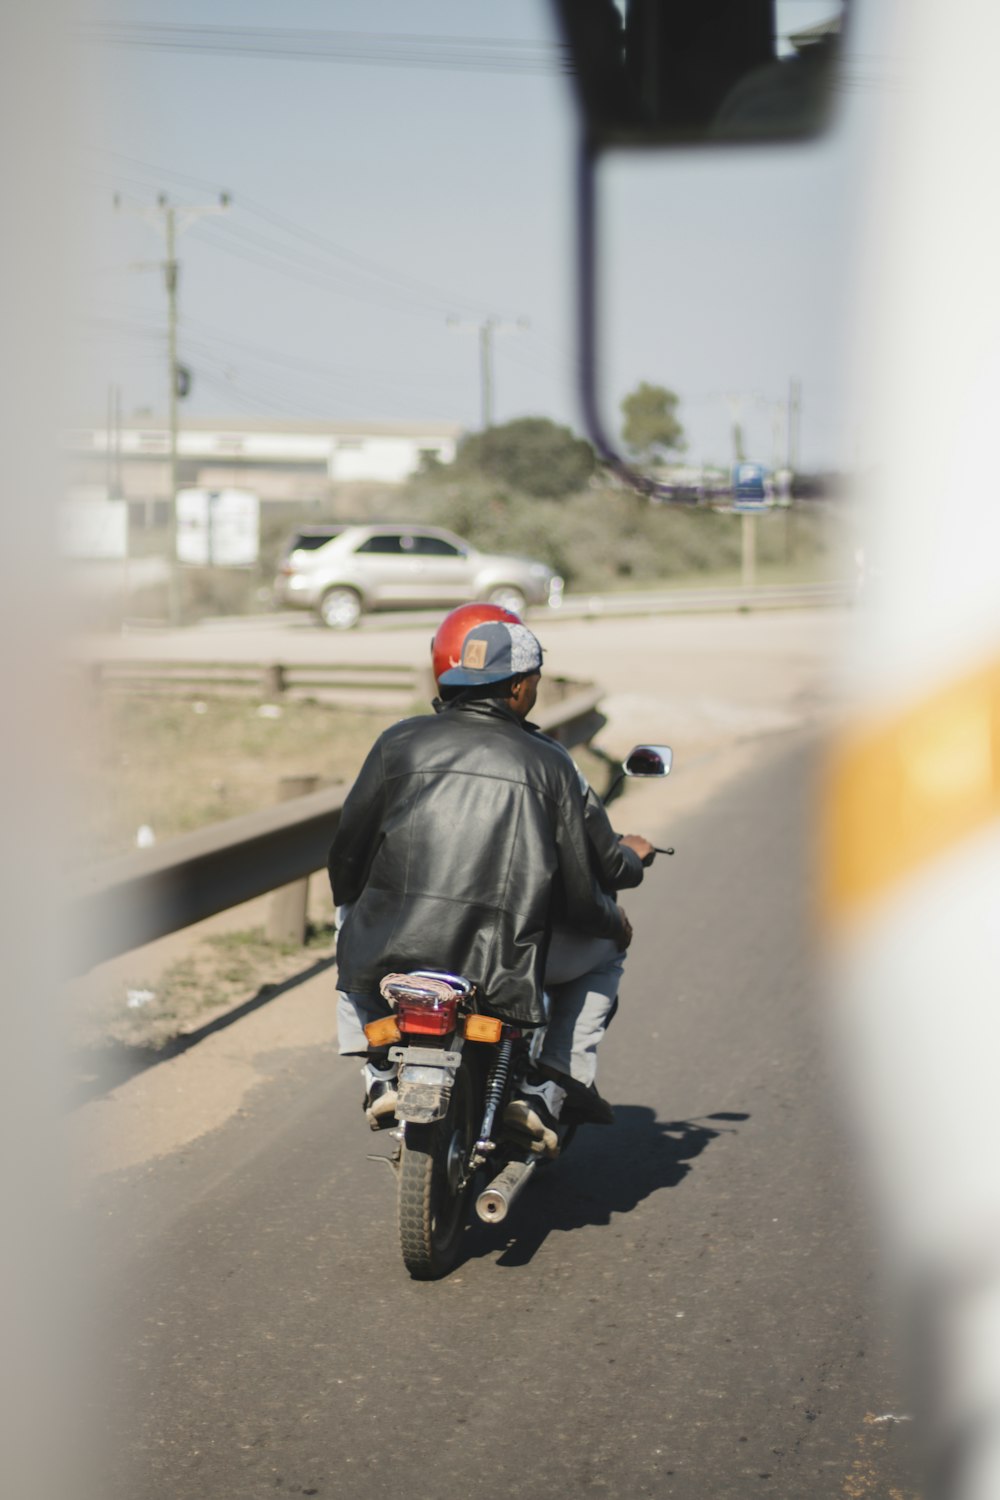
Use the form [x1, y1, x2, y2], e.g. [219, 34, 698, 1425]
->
[475, 1037, 513, 1152]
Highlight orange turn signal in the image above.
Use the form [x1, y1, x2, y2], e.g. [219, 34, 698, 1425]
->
[463, 1014, 503, 1044]
[364, 1016, 402, 1047]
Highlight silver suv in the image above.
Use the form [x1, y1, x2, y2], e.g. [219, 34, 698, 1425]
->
[274, 523, 563, 629]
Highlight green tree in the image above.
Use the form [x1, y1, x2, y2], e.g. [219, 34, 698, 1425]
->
[448, 416, 596, 498]
[620, 382, 686, 461]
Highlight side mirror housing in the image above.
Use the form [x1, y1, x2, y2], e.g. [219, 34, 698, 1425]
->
[623, 744, 673, 778]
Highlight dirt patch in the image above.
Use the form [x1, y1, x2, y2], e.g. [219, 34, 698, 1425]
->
[68, 919, 337, 1055]
[71, 963, 341, 1180]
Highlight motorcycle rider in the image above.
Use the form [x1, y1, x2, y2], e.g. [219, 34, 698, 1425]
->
[430, 604, 654, 1136]
[329, 613, 639, 1154]
[332, 603, 653, 1152]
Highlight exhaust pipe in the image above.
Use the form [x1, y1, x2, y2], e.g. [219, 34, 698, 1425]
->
[475, 1158, 538, 1223]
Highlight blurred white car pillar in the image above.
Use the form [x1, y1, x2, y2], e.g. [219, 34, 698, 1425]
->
[827, 3, 1000, 1495]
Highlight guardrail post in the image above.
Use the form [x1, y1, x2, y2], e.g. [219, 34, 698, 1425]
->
[267, 774, 320, 944]
[261, 662, 286, 698]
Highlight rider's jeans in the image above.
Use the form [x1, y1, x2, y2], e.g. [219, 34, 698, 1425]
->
[336, 925, 625, 1087]
[537, 929, 625, 1087]
[337, 988, 393, 1056]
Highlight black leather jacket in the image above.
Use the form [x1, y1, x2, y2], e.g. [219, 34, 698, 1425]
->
[328, 697, 627, 1024]
[583, 782, 644, 891]
[528, 727, 644, 896]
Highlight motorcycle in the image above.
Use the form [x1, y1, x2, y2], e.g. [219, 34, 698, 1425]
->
[361, 743, 674, 1280]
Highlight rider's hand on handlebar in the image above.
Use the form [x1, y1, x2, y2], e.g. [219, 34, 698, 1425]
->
[616, 905, 633, 950]
[620, 834, 656, 866]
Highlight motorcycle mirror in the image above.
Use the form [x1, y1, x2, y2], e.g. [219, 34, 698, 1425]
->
[548, 1, 847, 505]
[550, 1, 845, 152]
[623, 744, 673, 778]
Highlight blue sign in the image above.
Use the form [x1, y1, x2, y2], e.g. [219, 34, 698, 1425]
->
[731, 463, 770, 510]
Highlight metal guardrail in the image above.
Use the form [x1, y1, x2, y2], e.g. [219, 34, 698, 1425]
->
[66, 688, 606, 974]
[85, 658, 419, 702]
[556, 581, 852, 619]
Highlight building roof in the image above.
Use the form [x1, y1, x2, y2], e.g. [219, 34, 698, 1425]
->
[77, 416, 464, 440]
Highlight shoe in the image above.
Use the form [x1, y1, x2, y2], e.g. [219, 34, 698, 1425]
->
[362, 1061, 398, 1130]
[560, 1081, 615, 1127]
[504, 1077, 566, 1157]
[535, 1065, 615, 1126]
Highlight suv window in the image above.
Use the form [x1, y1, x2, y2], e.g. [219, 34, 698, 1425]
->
[354, 534, 412, 555]
[288, 530, 343, 553]
[412, 534, 465, 557]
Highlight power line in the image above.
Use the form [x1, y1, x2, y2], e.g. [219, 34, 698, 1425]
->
[189, 218, 469, 323]
[80, 314, 165, 343]
[88, 146, 501, 321]
[77, 23, 571, 75]
[85, 304, 468, 418]
[180, 317, 460, 392]
[179, 337, 457, 418]
[196, 368, 377, 422]
[188, 222, 446, 323]
[221, 197, 494, 319]
[88, 312, 465, 422]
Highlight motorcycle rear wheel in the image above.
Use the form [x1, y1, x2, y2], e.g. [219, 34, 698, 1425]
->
[398, 1063, 475, 1280]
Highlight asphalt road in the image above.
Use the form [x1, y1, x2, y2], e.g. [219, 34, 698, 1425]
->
[84, 731, 919, 1500]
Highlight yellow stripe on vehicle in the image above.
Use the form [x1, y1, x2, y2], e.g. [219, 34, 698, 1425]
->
[824, 657, 1000, 919]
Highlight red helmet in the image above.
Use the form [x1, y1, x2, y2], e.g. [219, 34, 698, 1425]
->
[431, 601, 523, 686]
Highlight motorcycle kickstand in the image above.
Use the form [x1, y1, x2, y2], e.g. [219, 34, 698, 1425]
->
[366, 1133, 402, 1171]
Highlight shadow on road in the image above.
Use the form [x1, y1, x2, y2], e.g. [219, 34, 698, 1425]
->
[461, 1107, 749, 1271]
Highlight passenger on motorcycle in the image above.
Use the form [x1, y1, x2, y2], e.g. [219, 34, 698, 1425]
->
[329, 611, 645, 1155]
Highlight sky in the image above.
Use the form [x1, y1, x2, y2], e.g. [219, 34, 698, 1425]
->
[78, 0, 886, 472]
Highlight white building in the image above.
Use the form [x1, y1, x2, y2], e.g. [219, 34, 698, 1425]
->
[63, 416, 462, 523]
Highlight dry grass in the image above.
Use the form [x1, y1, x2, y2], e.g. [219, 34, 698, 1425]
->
[69, 691, 413, 865]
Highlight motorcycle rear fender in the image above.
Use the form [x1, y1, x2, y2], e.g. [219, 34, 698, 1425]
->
[389, 1045, 463, 1124]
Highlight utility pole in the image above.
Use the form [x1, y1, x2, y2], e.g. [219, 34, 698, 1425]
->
[785, 376, 803, 564]
[720, 391, 758, 587]
[112, 384, 122, 499]
[479, 320, 494, 431]
[787, 376, 802, 476]
[771, 399, 786, 473]
[447, 315, 528, 430]
[116, 191, 230, 625]
[164, 202, 180, 624]
[105, 384, 115, 499]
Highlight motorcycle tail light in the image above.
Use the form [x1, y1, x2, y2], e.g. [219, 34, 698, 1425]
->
[364, 1015, 401, 1047]
[463, 1014, 503, 1044]
[396, 994, 459, 1036]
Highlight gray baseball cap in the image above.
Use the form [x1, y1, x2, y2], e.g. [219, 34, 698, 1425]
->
[438, 620, 544, 687]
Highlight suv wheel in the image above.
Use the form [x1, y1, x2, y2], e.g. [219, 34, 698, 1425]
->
[487, 585, 527, 614]
[318, 587, 363, 630]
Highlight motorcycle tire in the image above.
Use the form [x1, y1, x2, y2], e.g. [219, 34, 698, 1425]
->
[398, 1061, 476, 1280]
